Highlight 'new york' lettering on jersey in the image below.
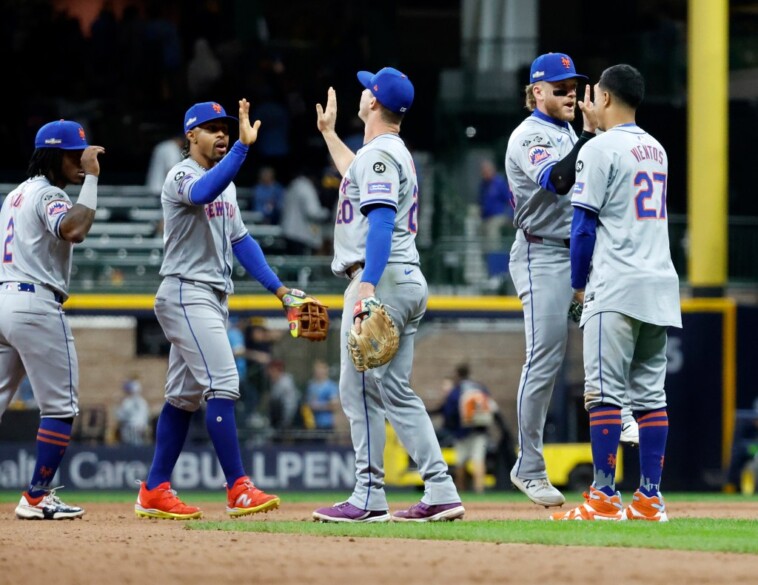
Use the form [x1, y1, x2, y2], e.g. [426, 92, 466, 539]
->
[331, 134, 420, 277]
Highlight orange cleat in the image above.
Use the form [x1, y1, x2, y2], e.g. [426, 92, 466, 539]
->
[624, 489, 669, 522]
[226, 476, 280, 518]
[550, 486, 624, 521]
[135, 481, 202, 520]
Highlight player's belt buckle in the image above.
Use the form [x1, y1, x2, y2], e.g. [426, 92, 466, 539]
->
[346, 262, 364, 280]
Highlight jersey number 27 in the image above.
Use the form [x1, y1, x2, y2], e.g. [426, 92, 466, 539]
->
[634, 171, 667, 220]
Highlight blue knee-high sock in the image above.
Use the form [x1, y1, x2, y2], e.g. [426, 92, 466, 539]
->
[637, 408, 668, 496]
[589, 406, 622, 496]
[29, 417, 73, 497]
[206, 398, 246, 487]
[146, 403, 193, 489]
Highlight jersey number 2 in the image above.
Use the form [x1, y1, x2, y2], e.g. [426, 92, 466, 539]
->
[2, 218, 13, 263]
[634, 171, 667, 220]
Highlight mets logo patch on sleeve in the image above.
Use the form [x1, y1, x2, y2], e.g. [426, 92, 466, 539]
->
[46, 200, 72, 217]
[367, 182, 392, 195]
[528, 146, 552, 166]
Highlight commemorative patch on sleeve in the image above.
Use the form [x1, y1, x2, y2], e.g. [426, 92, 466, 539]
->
[372, 162, 386, 173]
[42, 191, 66, 203]
[367, 182, 392, 195]
[528, 145, 552, 166]
[46, 199, 72, 217]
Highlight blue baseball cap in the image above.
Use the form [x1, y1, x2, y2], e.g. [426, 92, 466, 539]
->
[357, 67, 414, 114]
[529, 53, 588, 84]
[34, 120, 89, 150]
[183, 101, 237, 132]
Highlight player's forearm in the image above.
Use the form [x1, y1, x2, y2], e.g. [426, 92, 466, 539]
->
[361, 206, 395, 286]
[320, 130, 355, 176]
[569, 206, 598, 289]
[232, 234, 284, 293]
[189, 141, 248, 205]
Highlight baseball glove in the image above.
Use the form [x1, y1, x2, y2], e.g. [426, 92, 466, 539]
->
[347, 297, 399, 372]
[568, 299, 583, 324]
[282, 289, 329, 341]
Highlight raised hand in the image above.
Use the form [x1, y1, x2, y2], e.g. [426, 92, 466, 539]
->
[578, 84, 598, 133]
[238, 98, 262, 146]
[80, 146, 106, 177]
[315, 87, 338, 135]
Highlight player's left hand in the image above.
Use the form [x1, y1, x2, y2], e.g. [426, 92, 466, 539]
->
[238, 98, 262, 146]
[578, 85, 598, 133]
[281, 288, 329, 341]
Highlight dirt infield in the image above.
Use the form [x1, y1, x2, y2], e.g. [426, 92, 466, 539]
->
[1, 500, 756, 585]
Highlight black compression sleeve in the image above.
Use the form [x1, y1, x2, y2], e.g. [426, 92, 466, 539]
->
[548, 131, 595, 195]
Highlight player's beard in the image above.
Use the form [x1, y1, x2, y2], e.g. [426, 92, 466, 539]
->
[545, 98, 576, 123]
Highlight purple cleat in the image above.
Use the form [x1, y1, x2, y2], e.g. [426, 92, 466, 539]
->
[392, 501, 465, 522]
[313, 501, 390, 523]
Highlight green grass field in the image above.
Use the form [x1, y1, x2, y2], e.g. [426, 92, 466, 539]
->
[2, 491, 756, 554]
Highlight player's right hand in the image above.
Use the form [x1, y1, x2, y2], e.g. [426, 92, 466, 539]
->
[578, 84, 598, 133]
[238, 98, 262, 146]
[80, 145, 105, 177]
[316, 87, 337, 135]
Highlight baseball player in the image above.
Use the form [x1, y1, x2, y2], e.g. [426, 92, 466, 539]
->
[553, 64, 680, 521]
[0, 120, 105, 519]
[312, 68, 464, 522]
[504, 52, 599, 507]
[135, 100, 322, 520]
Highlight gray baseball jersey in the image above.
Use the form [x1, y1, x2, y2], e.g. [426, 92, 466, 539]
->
[572, 124, 682, 327]
[573, 124, 681, 414]
[334, 133, 459, 510]
[505, 114, 579, 238]
[332, 134, 420, 277]
[0, 176, 80, 419]
[505, 113, 581, 484]
[160, 158, 248, 294]
[156, 158, 249, 407]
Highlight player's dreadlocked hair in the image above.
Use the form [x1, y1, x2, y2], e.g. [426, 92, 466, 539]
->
[26, 148, 65, 184]
[181, 139, 191, 159]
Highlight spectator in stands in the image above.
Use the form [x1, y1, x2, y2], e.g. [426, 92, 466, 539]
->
[281, 171, 330, 255]
[267, 359, 300, 431]
[145, 134, 184, 194]
[243, 317, 282, 413]
[440, 364, 497, 494]
[306, 360, 339, 430]
[227, 316, 249, 401]
[252, 166, 284, 222]
[186, 38, 222, 100]
[116, 378, 150, 445]
[478, 158, 513, 252]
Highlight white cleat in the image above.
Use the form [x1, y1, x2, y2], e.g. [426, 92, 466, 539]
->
[510, 472, 566, 507]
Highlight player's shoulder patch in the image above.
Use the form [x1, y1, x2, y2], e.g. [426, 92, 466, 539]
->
[174, 170, 186, 182]
[573, 182, 585, 195]
[576, 160, 584, 173]
[46, 199, 72, 217]
[372, 162, 386, 174]
[528, 145, 552, 166]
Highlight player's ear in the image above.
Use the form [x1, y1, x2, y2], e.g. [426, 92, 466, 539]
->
[186, 129, 197, 144]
